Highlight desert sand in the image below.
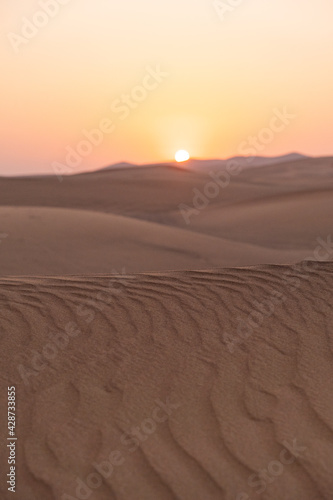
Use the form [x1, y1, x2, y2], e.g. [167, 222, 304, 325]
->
[0, 156, 333, 499]
[0, 155, 332, 275]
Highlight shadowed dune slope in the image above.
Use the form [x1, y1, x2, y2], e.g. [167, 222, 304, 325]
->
[190, 189, 333, 249]
[0, 157, 332, 273]
[0, 206, 320, 275]
[0, 262, 332, 499]
[0, 157, 332, 223]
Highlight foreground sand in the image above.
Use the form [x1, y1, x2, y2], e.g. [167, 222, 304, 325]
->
[1, 262, 332, 499]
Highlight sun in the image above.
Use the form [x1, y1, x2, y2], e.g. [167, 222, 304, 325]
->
[175, 150, 190, 162]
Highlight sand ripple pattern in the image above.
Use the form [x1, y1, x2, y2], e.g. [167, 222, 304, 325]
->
[0, 263, 332, 499]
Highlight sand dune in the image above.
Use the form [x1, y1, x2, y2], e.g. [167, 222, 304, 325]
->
[0, 206, 319, 276]
[99, 153, 308, 173]
[169, 153, 309, 172]
[191, 188, 333, 250]
[0, 263, 332, 499]
[1, 158, 332, 222]
[0, 156, 332, 274]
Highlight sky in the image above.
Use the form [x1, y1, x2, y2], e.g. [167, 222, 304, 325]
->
[1, 0, 333, 175]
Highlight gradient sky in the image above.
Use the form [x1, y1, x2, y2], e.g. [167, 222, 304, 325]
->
[1, 0, 333, 175]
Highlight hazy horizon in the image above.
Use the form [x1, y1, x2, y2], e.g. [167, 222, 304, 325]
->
[0, 151, 320, 178]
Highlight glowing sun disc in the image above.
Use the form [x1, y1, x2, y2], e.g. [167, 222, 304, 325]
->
[175, 150, 190, 162]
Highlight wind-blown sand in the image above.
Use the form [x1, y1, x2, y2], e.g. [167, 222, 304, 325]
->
[0, 156, 332, 499]
[0, 263, 333, 499]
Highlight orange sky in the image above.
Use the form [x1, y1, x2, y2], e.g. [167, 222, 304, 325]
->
[1, 0, 333, 175]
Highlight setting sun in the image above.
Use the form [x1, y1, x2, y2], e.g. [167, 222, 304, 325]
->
[175, 150, 190, 162]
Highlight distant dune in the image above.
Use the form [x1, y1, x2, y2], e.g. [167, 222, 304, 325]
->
[0, 156, 332, 274]
[100, 161, 137, 171]
[0, 263, 332, 499]
[99, 153, 308, 172]
[0, 206, 321, 276]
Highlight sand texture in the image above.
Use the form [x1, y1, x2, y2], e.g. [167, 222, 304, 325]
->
[0, 263, 333, 499]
